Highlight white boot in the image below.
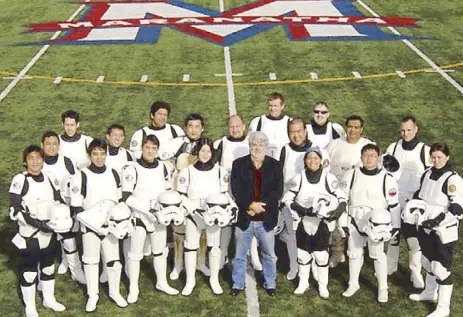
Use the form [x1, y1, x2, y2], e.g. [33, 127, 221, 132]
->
[294, 263, 311, 295]
[58, 244, 69, 274]
[410, 273, 438, 302]
[154, 248, 179, 295]
[409, 250, 425, 289]
[66, 251, 86, 285]
[127, 259, 140, 304]
[107, 262, 128, 308]
[21, 285, 39, 317]
[317, 265, 329, 299]
[122, 237, 131, 278]
[209, 247, 223, 295]
[182, 250, 197, 296]
[426, 284, 453, 317]
[143, 237, 152, 257]
[84, 264, 99, 312]
[99, 250, 108, 283]
[170, 231, 184, 280]
[342, 256, 363, 297]
[386, 244, 399, 275]
[42, 279, 66, 311]
[374, 258, 389, 303]
[249, 238, 262, 271]
[220, 226, 232, 269]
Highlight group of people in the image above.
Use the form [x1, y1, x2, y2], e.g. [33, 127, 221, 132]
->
[9, 92, 462, 317]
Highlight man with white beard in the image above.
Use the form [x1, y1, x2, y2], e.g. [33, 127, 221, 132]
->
[326, 115, 375, 268]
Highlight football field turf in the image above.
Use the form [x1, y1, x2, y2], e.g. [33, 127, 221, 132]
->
[0, 0, 462, 316]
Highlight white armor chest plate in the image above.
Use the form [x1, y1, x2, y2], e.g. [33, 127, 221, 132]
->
[258, 115, 290, 158]
[82, 168, 119, 209]
[105, 148, 130, 175]
[59, 135, 89, 169]
[330, 138, 370, 179]
[187, 165, 222, 201]
[143, 125, 174, 144]
[295, 170, 328, 208]
[132, 162, 168, 205]
[283, 145, 305, 185]
[220, 137, 249, 172]
[418, 171, 451, 209]
[42, 156, 71, 194]
[392, 141, 426, 194]
[350, 170, 388, 209]
[307, 122, 333, 150]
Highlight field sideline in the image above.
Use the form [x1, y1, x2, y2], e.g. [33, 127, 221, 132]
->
[0, 0, 462, 316]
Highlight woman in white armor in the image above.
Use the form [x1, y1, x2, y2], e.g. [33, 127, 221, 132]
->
[9, 145, 66, 317]
[408, 143, 463, 317]
[283, 146, 346, 299]
[122, 135, 179, 304]
[177, 138, 235, 296]
[70, 139, 127, 312]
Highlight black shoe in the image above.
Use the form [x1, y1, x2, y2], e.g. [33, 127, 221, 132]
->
[231, 288, 242, 296]
[265, 288, 276, 296]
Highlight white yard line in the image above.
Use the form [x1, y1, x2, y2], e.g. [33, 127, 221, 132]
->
[0, 0, 90, 103]
[219, 0, 237, 116]
[245, 265, 261, 317]
[357, 0, 463, 96]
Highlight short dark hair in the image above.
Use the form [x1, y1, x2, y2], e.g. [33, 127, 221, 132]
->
[150, 101, 171, 116]
[87, 139, 107, 155]
[41, 131, 60, 143]
[107, 124, 125, 135]
[23, 145, 44, 163]
[430, 142, 450, 157]
[184, 113, 205, 127]
[142, 134, 160, 148]
[401, 115, 418, 125]
[192, 138, 215, 160]
[345, 115, 364, 128]
[361, 143, 380, 156]
[61, 110, 80, 123]
[268, 92, 284, 103]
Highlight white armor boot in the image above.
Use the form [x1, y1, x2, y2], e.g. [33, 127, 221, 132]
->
[107, 262, 128, 308]
[409, 250, 425, 289]
[42, 279, 66, 312]
[294, 263, 310, 295]
[386, 245, 399, 275]
[127, 259, 140, 304]
[374, 259, 389, 303]
[426, 284, 453, 317]
[65, 249, 86, 284]
[58, 244, 69, 274]
[154, 248, 179, 295]
[170, 231, 184, 280]
[84, 264, 99, 312]
[209, 247, 223, 295]
[197, 234, 210, 276]
[21, 285, 39, 317]
[317, 265, 330, 299]
[342, 256, 363, 297]
[409, 273, 438, 302]
[182, 250, 197, 296]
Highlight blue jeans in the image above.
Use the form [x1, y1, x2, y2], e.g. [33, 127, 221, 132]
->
[232, 221, 277, 289]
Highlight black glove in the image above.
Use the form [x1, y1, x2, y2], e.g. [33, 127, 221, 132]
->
[290, 201, 314, 217]
[449, 203, 463, 217]
[421, 213, 446, 229]
[326, 202, 347, 222]
[22, 212, 54, 233]
[231, 207, 238, 217]
[342, 227, 349, 238]
[389, 228, 401, 246]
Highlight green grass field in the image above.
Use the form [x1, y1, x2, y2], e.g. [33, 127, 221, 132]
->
[0, 0, 462, 316]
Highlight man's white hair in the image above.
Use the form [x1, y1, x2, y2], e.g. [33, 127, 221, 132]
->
[248, 131, 269, 146]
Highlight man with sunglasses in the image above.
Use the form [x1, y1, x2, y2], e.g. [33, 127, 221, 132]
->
[307, 102, 345, 151]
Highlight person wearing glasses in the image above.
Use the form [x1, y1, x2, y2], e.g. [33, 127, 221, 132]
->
[306, 102, 345, 151]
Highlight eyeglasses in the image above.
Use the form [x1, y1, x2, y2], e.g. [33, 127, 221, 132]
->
[313, 110, 328, 114]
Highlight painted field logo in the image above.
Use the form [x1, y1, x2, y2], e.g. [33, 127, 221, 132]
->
[26, 0, 422, 46]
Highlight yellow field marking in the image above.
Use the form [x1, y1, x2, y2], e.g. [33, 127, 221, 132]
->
[1, 62, 461, 88]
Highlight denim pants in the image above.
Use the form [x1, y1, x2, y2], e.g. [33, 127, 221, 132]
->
[232, 221, 277, 289]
